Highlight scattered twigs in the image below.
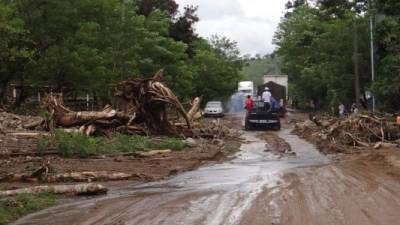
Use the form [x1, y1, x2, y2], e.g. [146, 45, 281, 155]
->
[345, 132, 371, 148]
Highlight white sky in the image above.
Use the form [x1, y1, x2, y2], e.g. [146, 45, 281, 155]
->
[175, 0, 288, 55]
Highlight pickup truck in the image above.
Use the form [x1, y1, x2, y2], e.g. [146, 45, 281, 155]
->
[244, 100, 281, 130]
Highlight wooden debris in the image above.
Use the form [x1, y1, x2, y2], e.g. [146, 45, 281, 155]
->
[23, 119, 44, 130]
[6, 132, 47, 137]
[295, 112, 400, 151]
[187, 97, 202, 121]
[0, 183, 108, 197]
[1, 169, 134, 183]
[47, 171, 133, 182]
[374, 142, 398, 149]
[139, 149, 172, 157]
[42, 69, 200, 135]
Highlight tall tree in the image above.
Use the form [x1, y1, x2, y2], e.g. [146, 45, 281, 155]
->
[0, 0, 31, 102]
[275, 3, 371, 108]
[170, 5, 199, 56]
[137, 0, 178, 17]
[371, 0, 400, 111]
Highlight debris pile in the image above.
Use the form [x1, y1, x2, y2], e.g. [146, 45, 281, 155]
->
[194, 119, 232, 139]
[294, 113, 400, 153]
[0, 112, 44, 132]
[43, 70, 198, 136]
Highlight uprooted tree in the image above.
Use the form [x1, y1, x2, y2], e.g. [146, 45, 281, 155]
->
[43, 70, 197, 136]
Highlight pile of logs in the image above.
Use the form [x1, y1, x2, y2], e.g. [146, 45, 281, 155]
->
[294, 112, 400, 151]
[43, 70, 200, 136]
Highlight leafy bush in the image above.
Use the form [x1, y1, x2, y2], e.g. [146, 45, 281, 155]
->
[0, 193, 56, 225]
[47, 130, 188, 158]
[113, 134, 187, 152]
[54, 130, 110, 157]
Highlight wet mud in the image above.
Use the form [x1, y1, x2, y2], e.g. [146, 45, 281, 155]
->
[12, 117, 400, 225]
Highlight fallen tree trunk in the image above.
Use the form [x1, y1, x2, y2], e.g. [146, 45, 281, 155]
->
[23, 119, 44, 130]
[0, 183, 108, 197]
[55, 108, 117, 127]
[1, 171, 133, 183]
[187, 97, 202, 122]
[6, 132, 49, 137]
[47, 171, 133, 182]
[374, 142, 398, 149]
[139, 149, 172, 157]
[42, 69, 195, 135]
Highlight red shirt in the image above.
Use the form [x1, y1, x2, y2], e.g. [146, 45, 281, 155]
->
[245, 98, 254, 112]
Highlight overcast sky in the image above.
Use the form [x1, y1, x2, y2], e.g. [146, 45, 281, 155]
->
[175, 0, 288, 56]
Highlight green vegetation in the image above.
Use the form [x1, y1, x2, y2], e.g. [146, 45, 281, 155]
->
[276, 0, 400, 111]
[0, 193, 56, 225]
[372, 0, 400, 111]
[0, 0, 242, 106]
[37, 130, 188, 158]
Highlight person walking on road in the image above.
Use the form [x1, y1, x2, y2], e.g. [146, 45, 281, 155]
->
[262, 87, 272, 110]
[351, 103, 359, 115]
[245, 95, 254, 112]
[338, 103, 346, 118]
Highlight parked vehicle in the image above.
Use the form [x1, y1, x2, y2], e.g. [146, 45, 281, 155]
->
[245, 100, 280, 130]
[238, 81, 255, 97]
[204, 101, 224, 117]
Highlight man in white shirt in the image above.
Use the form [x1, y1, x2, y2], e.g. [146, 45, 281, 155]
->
[262, 87, 272, 110]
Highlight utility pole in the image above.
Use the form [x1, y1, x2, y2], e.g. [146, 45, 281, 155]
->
[369, 0, 376, 112]
[353, 18, 361, 106]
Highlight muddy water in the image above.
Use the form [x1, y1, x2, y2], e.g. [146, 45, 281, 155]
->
[13, 130, 329, 225]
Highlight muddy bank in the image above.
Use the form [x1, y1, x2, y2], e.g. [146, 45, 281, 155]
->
[10, 113, 400, 225]
[240, 148, 400, 225]
[12, 126, 330, 225]
[0, 116, 242, 190]
[0, 138, 241, 190]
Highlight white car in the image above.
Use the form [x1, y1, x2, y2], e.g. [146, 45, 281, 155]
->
[204, 101, 224, 117]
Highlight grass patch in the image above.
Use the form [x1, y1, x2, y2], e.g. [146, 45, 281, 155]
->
[0, 193, 56, 225]
[37, 130, 188, 158]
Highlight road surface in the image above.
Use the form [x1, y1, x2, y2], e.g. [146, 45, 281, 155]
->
[13, 126, 400, 225]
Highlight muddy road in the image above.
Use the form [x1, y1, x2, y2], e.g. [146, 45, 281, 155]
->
[13, 116, 400, 225]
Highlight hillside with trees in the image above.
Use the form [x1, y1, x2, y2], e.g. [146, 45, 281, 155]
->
[241, 54, 282, 86]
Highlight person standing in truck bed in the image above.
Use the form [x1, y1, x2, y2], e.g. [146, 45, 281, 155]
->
[262, 87, 271, 110]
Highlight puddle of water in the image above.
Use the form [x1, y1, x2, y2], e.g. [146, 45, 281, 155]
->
[13, 129, 329, 225]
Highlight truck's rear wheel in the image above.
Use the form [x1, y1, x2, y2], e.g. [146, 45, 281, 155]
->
[273, 123, 281, 131]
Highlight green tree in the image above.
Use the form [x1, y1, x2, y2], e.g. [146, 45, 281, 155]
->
[190, 38, 242, 103]
[0, 1, 31, 102]
[0, 0, 243, 108]
[371, 0, 400, 111]
[275, 3, 371, 108]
